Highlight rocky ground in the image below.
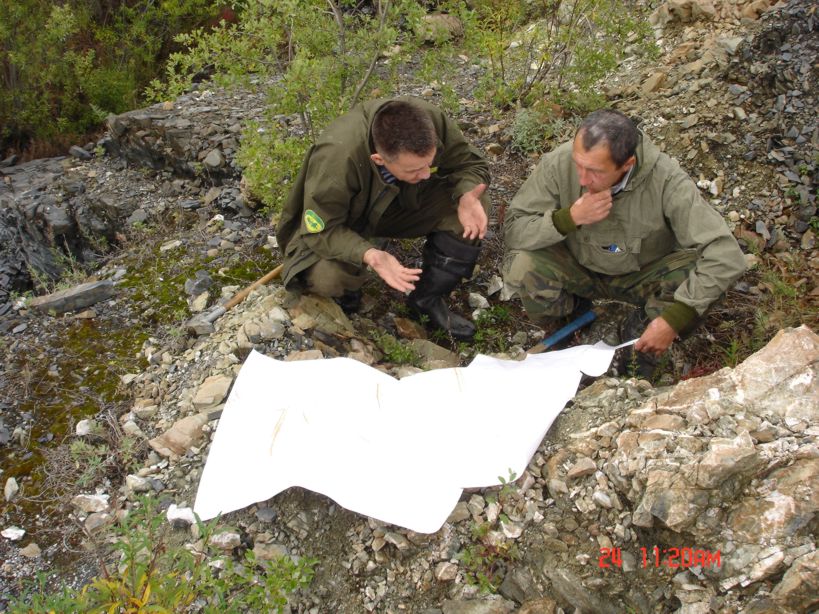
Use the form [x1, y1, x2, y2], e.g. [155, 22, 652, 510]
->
[0, 1, 817, 612]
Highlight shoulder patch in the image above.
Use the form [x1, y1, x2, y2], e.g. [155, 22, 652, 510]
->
[303, 209, 325, 233]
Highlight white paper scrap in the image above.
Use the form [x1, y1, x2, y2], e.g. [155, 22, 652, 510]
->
[193, 341, 621, 533]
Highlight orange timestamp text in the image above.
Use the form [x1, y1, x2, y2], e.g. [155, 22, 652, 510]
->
[599, 546, 721, 569]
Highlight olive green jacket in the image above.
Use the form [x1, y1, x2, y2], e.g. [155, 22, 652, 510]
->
[504, 133, 746, 321]
[276, 97, 490, 286]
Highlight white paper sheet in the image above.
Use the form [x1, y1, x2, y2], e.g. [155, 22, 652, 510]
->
[193, 341, 626, 533]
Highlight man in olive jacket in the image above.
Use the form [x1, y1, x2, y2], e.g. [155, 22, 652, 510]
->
[503, 109, 745, 356]
[276, 97, 490, 340]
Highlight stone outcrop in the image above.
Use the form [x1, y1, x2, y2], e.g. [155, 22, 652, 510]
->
[105, 86, 267, 182]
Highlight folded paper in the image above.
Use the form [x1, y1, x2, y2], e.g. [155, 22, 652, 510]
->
[194, 341, 626, 533]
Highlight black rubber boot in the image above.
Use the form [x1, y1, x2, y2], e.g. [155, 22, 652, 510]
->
[334, 289, 362, 315]
[407, 232, 481, 341]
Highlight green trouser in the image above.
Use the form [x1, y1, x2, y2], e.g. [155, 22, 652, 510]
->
[302, 188, 489, 297]
[503, 243, 698, 325]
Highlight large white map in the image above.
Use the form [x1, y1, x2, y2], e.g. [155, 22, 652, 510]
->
[194, 341, 628, 533]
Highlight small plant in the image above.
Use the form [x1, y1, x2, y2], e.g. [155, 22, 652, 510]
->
[458, 522, 520, 593]
[8, 496, 316, 613]
[472, 305, 512, 353]
[509, 106, 575, 155]
[69, 440, 110, 487]
[720, 338, 742, 368]
[373, 331, 422, 366]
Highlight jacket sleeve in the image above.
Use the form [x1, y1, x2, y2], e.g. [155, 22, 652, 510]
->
[662, 166, 746, 315]
[298, 143, 375, 266]
[503, 149, 575, 251]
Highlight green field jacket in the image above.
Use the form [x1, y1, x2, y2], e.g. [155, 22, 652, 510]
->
[276, 97, 490, 286]
[504, 133, 746, 318]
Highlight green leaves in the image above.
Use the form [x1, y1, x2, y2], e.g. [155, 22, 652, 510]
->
[8, 496, 316, 613]
[1, 0, 219, 152]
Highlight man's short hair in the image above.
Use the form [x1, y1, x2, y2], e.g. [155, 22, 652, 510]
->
[577, 109, 638, 167]
[372, 100, 436, 160]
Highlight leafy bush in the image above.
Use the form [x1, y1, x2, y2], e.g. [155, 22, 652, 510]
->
[0, 0, 219, 155]
[236, 123, 311, 217]
[8, 496, 316, 613]
[509, 106, 574, 155]
[147, 0, 427, 212]
[456, 0, 657, 110]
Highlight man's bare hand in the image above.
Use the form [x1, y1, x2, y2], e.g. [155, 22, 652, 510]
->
[635, 316, 677, 356]
[570, 190, 613, 226]
[458, 183, 489, 240]
[363, 248, 422, 293]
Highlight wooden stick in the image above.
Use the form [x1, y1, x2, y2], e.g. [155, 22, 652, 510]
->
[223, 263, 284, 310]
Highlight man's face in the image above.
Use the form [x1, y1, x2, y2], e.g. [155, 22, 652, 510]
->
[571, 134, 635, 194]
[371, 149, 436, 184]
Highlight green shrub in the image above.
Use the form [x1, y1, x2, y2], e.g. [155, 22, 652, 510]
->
[8, 496, 316, 613]
[148, 0, 426, 213]
[456, 0, 656, 110]
[237, 123, 311, 215]
[0, 0, 219, 154]
[509, 106, 574, 155]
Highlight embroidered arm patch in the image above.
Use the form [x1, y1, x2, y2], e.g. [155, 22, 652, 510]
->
[304, 209, 325, 233]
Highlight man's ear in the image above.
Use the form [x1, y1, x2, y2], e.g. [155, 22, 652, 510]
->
[370, 153, 385, 166]
[623, 155, 636, 171]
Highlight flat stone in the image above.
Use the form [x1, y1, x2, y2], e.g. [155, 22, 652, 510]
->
[84, 512, 113, 534]
[771, 550, 819, 611]
[642, 71, 668, 94]
[284, 349, 324, 361]
[567, 457, 596, 479]
[71, 494, 109, 513]
[29, 280, 116, 314]
[435, 561, 458, 581]
[394, 317, 427, 340]
[20, 542, 41, 558]
[166, 504, 197, 527]
[209, 531, 241, 550]
[192, 374, 233, 410]
[253, 542, 289, 561]
[4, 477, 18, 502]
[203, 149, 225, 168]
[518, 597, 557, 614]
[696, 431, 760, 488]
[148, 412, 209, 458]
[408, 339, 459, 368]
[642, 414, 686, 430]
[69, 145, 92, 160]
[1, 526, 25, 541]
[441, 596, 516, 614]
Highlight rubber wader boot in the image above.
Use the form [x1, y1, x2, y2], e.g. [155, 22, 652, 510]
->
[334, 289, 362, 315]
[407, 232, 481, 340]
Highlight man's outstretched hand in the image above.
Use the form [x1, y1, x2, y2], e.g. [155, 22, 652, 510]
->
[458, 183, 489, 240]
[635, 316, 677, 356]
[363, 248, 422, 293]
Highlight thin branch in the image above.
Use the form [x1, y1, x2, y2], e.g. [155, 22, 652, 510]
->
[327, 0, 347, 95]
[350, 0, 390, 107]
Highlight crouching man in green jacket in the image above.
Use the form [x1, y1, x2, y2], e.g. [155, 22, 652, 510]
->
[276, 97, 491, 340]
[503, 109, 745, 361]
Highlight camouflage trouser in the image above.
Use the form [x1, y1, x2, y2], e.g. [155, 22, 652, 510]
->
[503, 243, 698, 325]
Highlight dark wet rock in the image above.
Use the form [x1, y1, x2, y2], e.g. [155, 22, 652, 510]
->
[68, 145, 92, 160]
[105, 87, 267, 184]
